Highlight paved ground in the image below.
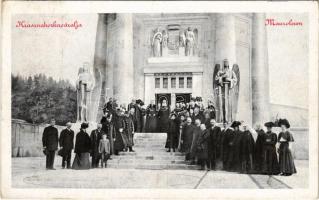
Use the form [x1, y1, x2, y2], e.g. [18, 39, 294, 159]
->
[12, 157, 308, 189]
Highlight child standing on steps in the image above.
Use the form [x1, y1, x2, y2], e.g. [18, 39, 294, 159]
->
[99, 134, 110, 168]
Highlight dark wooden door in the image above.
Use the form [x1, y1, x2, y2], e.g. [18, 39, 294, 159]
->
[156, 93, 171, 107]
[176, 93, 191, 103]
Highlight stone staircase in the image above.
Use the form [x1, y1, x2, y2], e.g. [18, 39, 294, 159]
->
[107, 133, 200, 170]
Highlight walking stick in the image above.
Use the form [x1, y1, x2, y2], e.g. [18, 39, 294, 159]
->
[178, 127, 182, 151]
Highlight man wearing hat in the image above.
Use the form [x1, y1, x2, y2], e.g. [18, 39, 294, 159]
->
[181, 117, 196, 161]
[42, 119, 59, 170]
[59, 122, 74, 169]
[224, 121, 242, 171]
[165, 113, 179, 152]
[113, 108, 127, 155]
[90, 123, 105, 168]
[262, 122, 280, 175]
[101, 114, 114, 155]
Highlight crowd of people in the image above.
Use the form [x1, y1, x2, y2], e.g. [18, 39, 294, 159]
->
[42, 96, 297, 176]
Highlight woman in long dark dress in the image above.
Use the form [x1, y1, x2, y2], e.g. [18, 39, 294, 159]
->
[278, 119, 297, 176]
[165, 113, 179, 152]
[145, 103, 158, 132]
[262, 122, 280, 175]
[72, 123, 91, 170]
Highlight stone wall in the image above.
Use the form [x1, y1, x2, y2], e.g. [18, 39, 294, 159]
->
[11, 119, 65, 157]
[270, 103, 308, 127]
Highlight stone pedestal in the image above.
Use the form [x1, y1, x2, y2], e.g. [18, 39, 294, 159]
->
[214, 14, 236, 66]
[113, 14, 134, 104]
[251, 13, 270, 125]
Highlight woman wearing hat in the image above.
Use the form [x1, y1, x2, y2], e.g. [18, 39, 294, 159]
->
[278, 119, 297, 176]
[262, 122, 280, 175]
[72, 123, 91, 170]
[165, 113, 179, 152]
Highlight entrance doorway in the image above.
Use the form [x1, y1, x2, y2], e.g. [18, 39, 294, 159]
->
[156, 93, 171, 107]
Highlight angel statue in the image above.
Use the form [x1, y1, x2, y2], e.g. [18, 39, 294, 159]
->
[213, 59, 240, 123]
[151, 28, 163, 57]
[184, 27, 197, 56]
[76, 62, 95, 122]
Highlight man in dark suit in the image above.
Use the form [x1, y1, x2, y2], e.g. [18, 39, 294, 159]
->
[42, 119, 59, 170]
[59, 122, 74, 169]
[208, 119, 221, 170]
[90, 123, 104, 168]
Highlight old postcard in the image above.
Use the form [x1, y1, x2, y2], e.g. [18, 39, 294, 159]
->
[1, 1, 318, 199]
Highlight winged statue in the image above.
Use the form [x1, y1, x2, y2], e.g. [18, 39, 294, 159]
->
[213, 59, 240, 123]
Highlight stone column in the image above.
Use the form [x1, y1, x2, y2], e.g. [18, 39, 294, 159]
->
[192, 72, 203, 98]
[251, 13, 270, 125]
[214, 14, 236, 66]
[144, 73, 155, 106]
[89, 14, 108, 122]
[113, 14, 134, 105]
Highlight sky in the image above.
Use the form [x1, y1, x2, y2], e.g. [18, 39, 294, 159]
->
[12, 13, 308, 109]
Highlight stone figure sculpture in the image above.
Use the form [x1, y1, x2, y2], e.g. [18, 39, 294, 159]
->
[76, 62, 95, 122]
[152, 28, 163, 57]
[184, 27, 196, 56]
[179, 30, 186, 47]
[213, 59, 240, 123]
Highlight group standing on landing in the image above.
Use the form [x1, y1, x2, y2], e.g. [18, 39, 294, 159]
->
[42, 97, 297, 176]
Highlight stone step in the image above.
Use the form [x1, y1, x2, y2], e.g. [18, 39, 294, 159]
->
[134, 133, 167, 139]
[112, 155, 185, 161]
[110, 132, 193, 170]
[107, 163, 201, 170]
[108, 158, 187, 165]
[118, 151, 185, 156]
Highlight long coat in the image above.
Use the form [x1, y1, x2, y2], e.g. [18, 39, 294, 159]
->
[278, 131, 297, 174]
[74, 130, 91, 154]
[59, 128, 74, 155]
[42, 125, 59, 151]
[90, 129, 104, 157]
[165, 119, 179, 149]
[157, 107, 170, 133]
[181, 124, 195, 153]
[102, 121, 115, 154]
[224, 129, 242, 171]
[262, 131, 280, 175]
[113, 115, 127, 151]
[240, 130, 255, 173]
[196, 129, 210, 160]
[254, 129, 266, 172]
[124, 115, 135, 147]
[190, 126, 201, 158]
[145, 106, 158, 133]
[208, 126, 221, 160]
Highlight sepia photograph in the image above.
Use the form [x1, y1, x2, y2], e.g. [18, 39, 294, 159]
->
[1, 1, 318, 199]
